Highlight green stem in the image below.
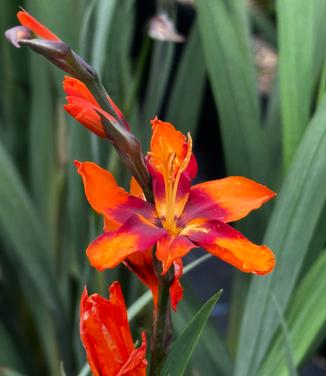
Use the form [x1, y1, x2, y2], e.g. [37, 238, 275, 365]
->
[149, 255, 172, 375]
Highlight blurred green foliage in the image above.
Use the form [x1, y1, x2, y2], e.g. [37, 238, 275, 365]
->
[0, 0, 325, 375]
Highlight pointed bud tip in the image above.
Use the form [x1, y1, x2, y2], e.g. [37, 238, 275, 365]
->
[74, 160, 81, 170]
[4, 25, 33, 48]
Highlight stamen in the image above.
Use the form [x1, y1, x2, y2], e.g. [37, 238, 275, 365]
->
[164, 133, 193, 234]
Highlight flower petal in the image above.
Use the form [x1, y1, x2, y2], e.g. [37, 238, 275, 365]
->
[80, 282, 147, 376]
[169, 259, 184, 311]
[147, 118, 198, 221]
[124, 248, 159, 307]
[150, 118, 186, 168]
[183, 219, 275, 275]
[130, 176, 145, 199]
[156, 234, 197, 274]
[75, 161, 156, 227]
[17, 10, 60, 41]
[117, 332, 147, 376]
[170, 278, 183, 311]
[64, 101, 107, 138]
[87, 215, 166, 270]
[182, 176, 276, 224]
[63, 76, 98, 105]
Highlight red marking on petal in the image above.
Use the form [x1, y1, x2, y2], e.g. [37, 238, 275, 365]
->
[75, 161, 156, 227]
[17, 10, 60, 41]
[87, 215, 166, 270]
[182, 177, 276, 224]
[183, 219, 275, 275]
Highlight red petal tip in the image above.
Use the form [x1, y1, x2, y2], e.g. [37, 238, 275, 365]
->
[74, 160, 81, 169]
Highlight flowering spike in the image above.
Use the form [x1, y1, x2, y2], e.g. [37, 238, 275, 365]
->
[5, 9, 153, 199]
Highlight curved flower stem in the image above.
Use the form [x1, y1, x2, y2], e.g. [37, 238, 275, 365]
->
[149, 253, 172, 375]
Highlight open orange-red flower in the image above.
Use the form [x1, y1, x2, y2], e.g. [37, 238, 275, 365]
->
[80, 282, 147, 376]
[63, 76, 129, 138]
[76, 119, 276, 308]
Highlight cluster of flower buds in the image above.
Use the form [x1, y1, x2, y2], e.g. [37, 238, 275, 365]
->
[6, 9, 153, 202]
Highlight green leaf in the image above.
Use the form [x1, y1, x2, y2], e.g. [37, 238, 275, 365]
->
[0, 369, 26, 376]
[90, 0, 117, 74]
[277, 0, 326, 167]
[161, 290, 222, 376]
[196, 0, 267, 180]
[140, 40, 175, 145]
[259, 251, 326, 375]
[0, 139, 60, 311]
[236, 95, 326, 376]
[0, 323, 25, 373]
[166, 23, 206, 136]
[173, 297, 233, 376]
[28, 55, 56, 249]
[270, 293, 298, 376]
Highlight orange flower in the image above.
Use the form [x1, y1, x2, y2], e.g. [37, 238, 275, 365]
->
[63, 76, 129, 138]
[80, 282, 147, 376]
[76, 119, 276, 308]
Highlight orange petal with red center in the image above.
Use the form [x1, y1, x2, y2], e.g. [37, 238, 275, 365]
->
[182, 176, 276, 224]
[183, 219, 275, 275]
[17, 10, 60, 41]
[75, 161, 155, 227]
[156, 234, 197, 275]
[80, 282, 147, 376]
[87, 215, 166, 270]
[124, 248, 159, 307]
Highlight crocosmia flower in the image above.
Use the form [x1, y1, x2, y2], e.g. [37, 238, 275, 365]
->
[80, 282, 147, 376]
[76, 119, 276, 309]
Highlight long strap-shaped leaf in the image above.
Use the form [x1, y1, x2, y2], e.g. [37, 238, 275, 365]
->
[166, 23, 206, 136]
[196, 0, 267, 181]
[0, 140, 60, 311]
[277, 0, 326, 168]
[236, 96, 326, 376]
[259, 250, 326, 374]
[161, 290, 222, 376]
